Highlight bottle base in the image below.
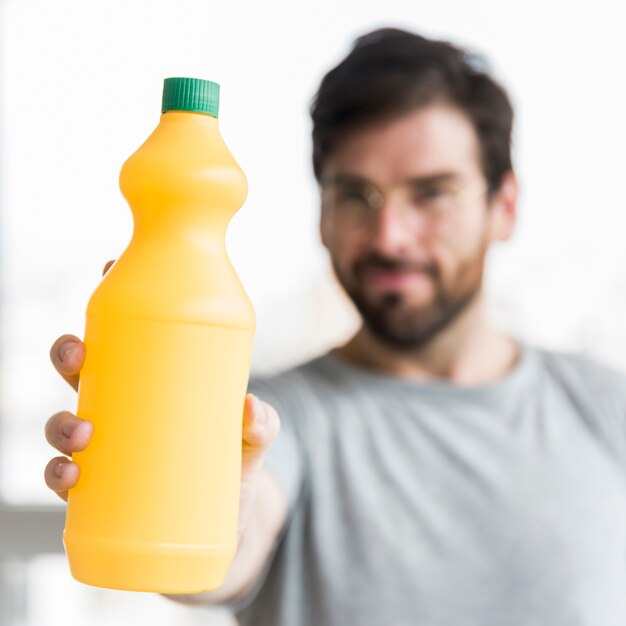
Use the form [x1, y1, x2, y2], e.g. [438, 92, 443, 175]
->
[64, 531, 236, 593]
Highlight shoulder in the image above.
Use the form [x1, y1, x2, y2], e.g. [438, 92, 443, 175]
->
[520, 344, 626, 468]
[536, 345, 626, 404]
[534, 346, 626, 462]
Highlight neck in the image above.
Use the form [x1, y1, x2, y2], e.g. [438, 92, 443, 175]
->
[332, 292, 520, 386]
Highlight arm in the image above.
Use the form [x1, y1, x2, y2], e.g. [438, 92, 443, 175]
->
[162, 465, 287, 605]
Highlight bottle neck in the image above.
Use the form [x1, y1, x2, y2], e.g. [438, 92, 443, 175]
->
[120, 106, 245, 240]
[160, 110, 219, 128]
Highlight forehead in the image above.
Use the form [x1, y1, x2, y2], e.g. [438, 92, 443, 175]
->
[322, 104, 482, 185]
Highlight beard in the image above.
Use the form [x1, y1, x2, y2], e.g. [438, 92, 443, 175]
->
[332, 246, 487, 352]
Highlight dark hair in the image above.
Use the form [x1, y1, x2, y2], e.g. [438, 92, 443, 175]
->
[310, 27, 514, 195]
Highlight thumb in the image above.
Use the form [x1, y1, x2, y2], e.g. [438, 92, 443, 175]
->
[242, 394, 280, 470]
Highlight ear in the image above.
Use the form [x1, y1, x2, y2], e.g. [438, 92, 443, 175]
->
[488, 170, 518, 243]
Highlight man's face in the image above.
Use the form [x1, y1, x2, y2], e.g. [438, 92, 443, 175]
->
[319, 104, 516, 351]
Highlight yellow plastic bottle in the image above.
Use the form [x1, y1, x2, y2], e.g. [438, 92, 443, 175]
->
[63, 77, 255, 593]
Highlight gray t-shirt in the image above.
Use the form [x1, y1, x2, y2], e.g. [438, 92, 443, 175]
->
[229, 342, 626, 626]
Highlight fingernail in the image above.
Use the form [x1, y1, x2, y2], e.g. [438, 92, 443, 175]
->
[255, 398, 268, 425]
[54, 462, 64, 478]
[58, 342, 76, 362]
[76, 421, 93, 437]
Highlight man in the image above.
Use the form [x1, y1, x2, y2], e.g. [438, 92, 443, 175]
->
[45, 28, 626, 626]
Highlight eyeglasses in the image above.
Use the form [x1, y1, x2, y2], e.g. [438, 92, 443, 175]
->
[320, 174, 490, 232]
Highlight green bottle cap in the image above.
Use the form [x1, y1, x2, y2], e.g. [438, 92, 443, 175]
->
[161, 77, 220, 118]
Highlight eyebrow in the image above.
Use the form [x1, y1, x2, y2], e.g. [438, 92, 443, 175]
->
[321, 172, 461, 187]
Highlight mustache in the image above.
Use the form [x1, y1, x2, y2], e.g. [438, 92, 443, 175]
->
[355, 253, 438, 277]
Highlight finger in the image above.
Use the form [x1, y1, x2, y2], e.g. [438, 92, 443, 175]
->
[44, 456, 80, 502]
[102, 259, 116, 276]
[45, 411, 94, 456]
[242, 394, 280, 467]
[49, 334, 85, 392]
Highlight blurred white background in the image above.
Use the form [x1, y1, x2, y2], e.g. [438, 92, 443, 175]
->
[0, 0, 625, 624]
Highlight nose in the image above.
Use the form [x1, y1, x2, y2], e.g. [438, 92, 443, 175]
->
[366, 195, 426, 254]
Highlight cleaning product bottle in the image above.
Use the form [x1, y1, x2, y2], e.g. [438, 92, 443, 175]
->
[63, 77, 255, 593]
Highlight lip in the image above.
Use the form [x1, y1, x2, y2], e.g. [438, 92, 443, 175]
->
[362, 268, 429, 290]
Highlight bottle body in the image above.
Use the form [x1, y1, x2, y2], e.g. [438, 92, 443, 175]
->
[63, 108, 255, 593]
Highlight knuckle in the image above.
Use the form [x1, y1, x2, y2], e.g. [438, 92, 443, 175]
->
[51, 336, 84, 374]
[46, 411, 74, 451]
[261, 400, 277, 421]
[44, 456, 65, 486]
[265, 405, 281, 437]
[246, 428, 266, 448]
[49, 335, 72, 363]
[242, 397, 281, 449]
[244, 425, 272, 451]
[44, 411, 63, 442]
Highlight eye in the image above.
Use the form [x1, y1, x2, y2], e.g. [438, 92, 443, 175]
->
[337, 190, 365, 201]
[416, 186, 445, 200]
[335, 187, 370, 206]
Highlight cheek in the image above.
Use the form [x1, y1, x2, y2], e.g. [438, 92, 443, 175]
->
[324, 229, 361, 277]
[436, 207, 489, 261]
